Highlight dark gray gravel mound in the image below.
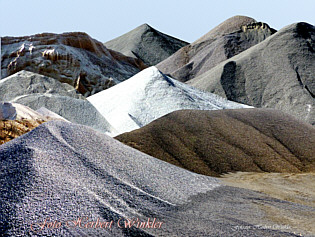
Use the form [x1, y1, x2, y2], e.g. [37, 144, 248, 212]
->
[104, 24, 188, 66]
[0, 121, 307, 236]
[188, 22, 315, 125]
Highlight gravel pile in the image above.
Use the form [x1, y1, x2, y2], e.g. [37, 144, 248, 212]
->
[157, 16, 275, 82]
[117, 108, 315, 177]
[0, 121, 305, 236]
[104, 23, 188, 66]
[88, 66, 251, 135]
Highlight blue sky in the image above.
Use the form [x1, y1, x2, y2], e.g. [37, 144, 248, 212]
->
[1, 0, 314, 43]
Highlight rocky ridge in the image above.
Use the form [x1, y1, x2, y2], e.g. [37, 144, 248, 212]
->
[1, 32, 146, 96]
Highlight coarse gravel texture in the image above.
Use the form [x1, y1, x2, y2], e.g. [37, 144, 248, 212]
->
[188, 22, 315, 126]
[0, 121, 308, 236]
[194, 15, 257, 44]
[36, 107, 69, 122]
[104, 23, 188, 66]
[88, 66, 251, 135]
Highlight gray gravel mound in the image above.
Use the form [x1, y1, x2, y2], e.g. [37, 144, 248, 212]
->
[0, 121, 307, 236]
[104, 24, 188, 66]
[11, 94, 116, 135]
[0, 70, 84, 101]
[0, 70, 115, 134]
[188, 22, 315, 125]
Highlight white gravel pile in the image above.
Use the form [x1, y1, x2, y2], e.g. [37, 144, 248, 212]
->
[88, 66, 251, 135]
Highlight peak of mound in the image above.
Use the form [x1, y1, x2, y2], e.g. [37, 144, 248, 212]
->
[116, 108, 315, 177]
[194, 15, 257, 44]
[104, 24, 188, 65]
[135, 23, 154, 31]
[88, 66, 251, 135]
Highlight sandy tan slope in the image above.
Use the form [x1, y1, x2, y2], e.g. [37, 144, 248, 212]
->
[116, 108, 315, 177]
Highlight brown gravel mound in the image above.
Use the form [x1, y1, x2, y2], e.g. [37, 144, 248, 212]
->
[0, 119, 46, 145]
[116, 109, 315, 177]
